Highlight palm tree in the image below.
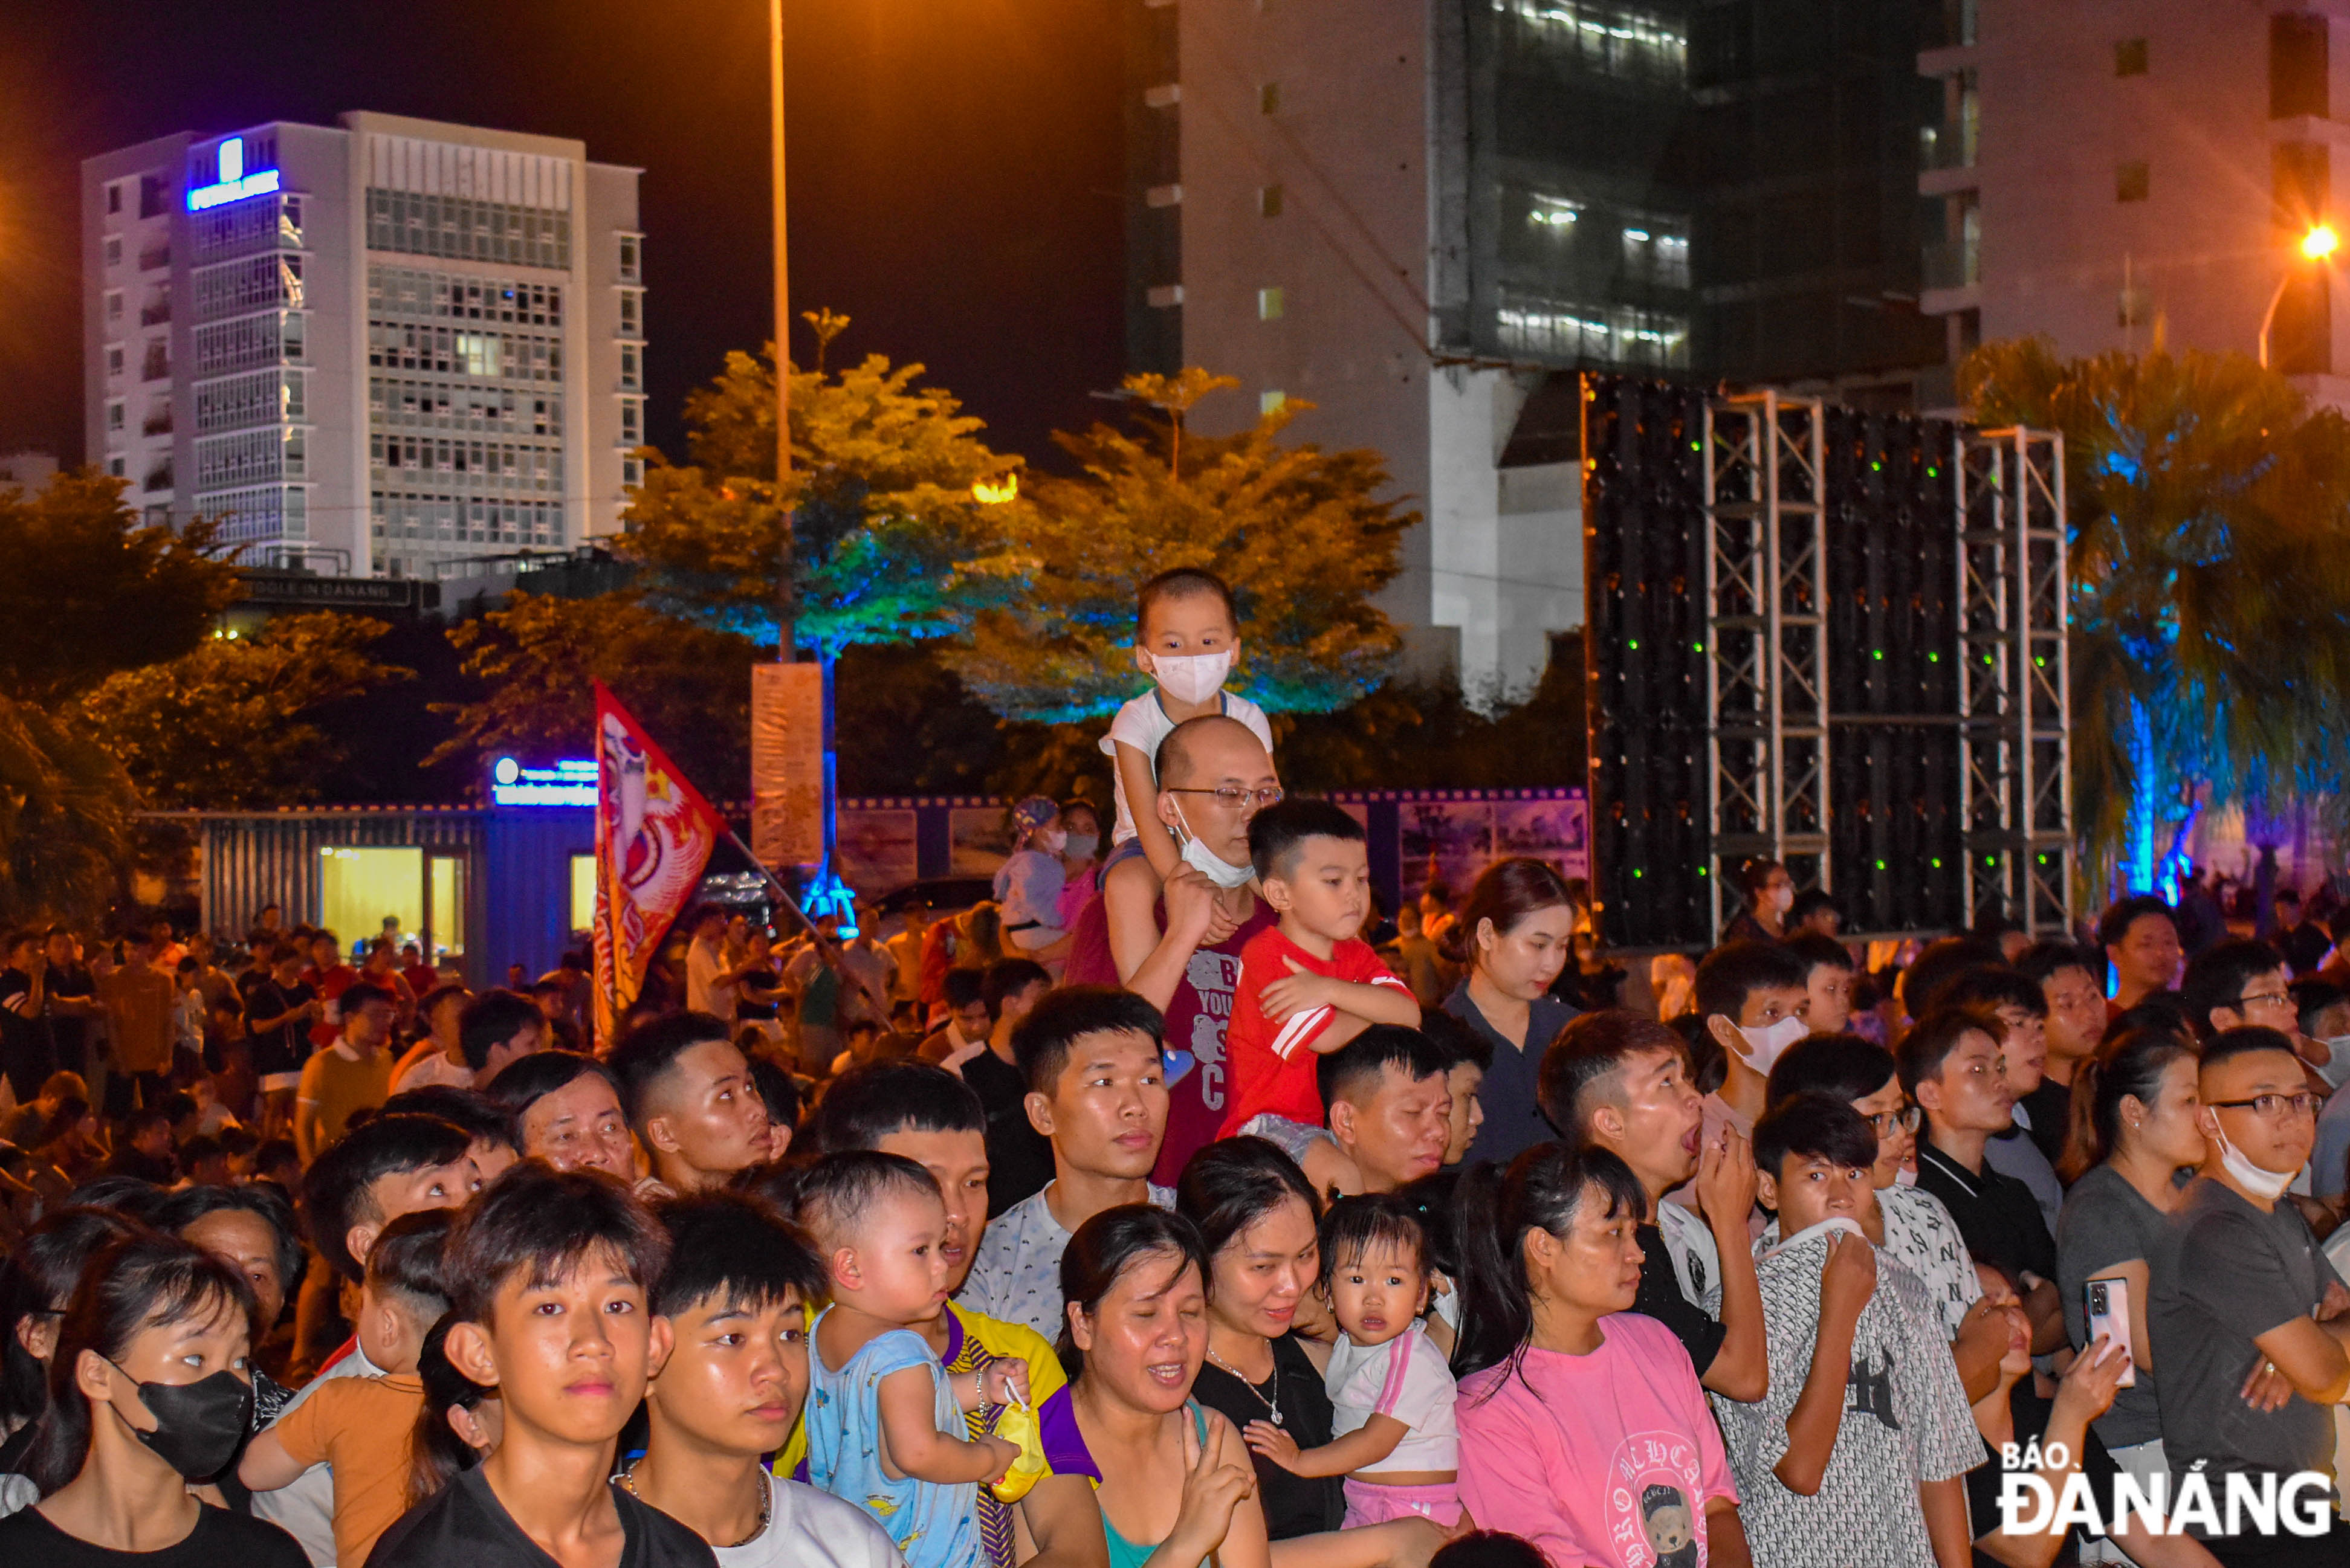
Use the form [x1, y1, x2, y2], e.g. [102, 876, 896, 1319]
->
[1963, 339, 2350, 894]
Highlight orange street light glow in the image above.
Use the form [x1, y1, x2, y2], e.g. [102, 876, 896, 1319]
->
[2304, 224, 2339, 260]
[973, 474, 1018, 505]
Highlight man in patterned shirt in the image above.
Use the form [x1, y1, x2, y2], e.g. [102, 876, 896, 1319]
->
[778, 1060, 1109, 1568]
[1718, 1095, 1981, 1568]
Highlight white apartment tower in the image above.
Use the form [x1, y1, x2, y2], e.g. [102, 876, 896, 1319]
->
[82, 112, 646, 579]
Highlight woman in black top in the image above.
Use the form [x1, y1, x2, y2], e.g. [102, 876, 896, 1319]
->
[1439, 859, 1582, 1166]
[0, 1230, 305, 1567]
[0, 1207, 144, 1480]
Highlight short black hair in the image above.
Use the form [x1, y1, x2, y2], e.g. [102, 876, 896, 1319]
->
[123, 1107, 171, 1141]
[942, 967, 988, 1013]
[982, 958, 1050, 1015]
[2100, 993, 2190, 1047]
[1534, 1009, 1686, 1137]
[789, 1150, 942, 1247]
[1898, 935, 2005, 1014]
[1136, 566, 1237, 630]
[649, 1190, 827, 1320]
[152, 1182, 303, 1298]
[1934, 964, 2049, 1021]
[382, 1086, 516, 1153]
[2097, 894, 2178, 952]
[158, 1091, 198, 1125]
[1429, 1532, 1550, 1568]
[444, 1163, 669, 1327]
[1011, 986, 1165, 1096]
[1781, 931, 1854, 976]
[302, 1112, 474, 1282]
[1754, 1093, 1879, 1179]
[458, 989, 544, 1072]
[747, 1057, 800, 1132]
[338, 980, 394, 1018]
[807, 1060, 985, 1154]
[2181, 939, 2287, 1040]
[1895, 1005, 2004, 1099]
[2199, 1025, 2305, 1076]
[2293, 978, 2350, 1036]
[1693, 941, 1810, 1021]
[1765, 1033, 1898, 1111]
[607, 1011, 736, 1126]
[366, 1208, 454, 1315]
[2016, 940, 2100, 987]
[1318, 1024, 1447, 1114]
[480, 1049, 620, 1126]
[1786, 889, 1842, 927]
[1317, 1192, 1426, 1287]
[1420, 1009, 1494, 1074]
[1248, 799, 1366, 883]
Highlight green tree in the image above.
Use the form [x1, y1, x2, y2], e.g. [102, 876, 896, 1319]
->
[619, 313, 1025, 657]
[431, 592, 762, 798]
[941, 369, 1413, 723]
[77, 613, 415, 809]
[1963, 339, 2350, 883]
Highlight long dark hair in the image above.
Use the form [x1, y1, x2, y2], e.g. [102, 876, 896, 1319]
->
[0, 1207, 146, 1431]
[2059, 1027, 2198, 1184]
[25, 1231, 255, 1494]
[1451, 1143, 1646, 1390]
[1056, 1205, 1209, 1379]
[1442, 858, 1575, 967]
[1176, 1135, 1321, 1283]
[408, 1312, 494, 1506]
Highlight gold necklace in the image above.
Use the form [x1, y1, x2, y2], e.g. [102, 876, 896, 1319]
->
[618, 1463, 772, 1549]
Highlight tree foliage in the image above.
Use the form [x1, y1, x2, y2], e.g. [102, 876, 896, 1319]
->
[77, 613, 415, 810]
[618, 316, 1026, 659]
[941, 369, 1413, 723]
[1963, 339, 2350, 864]
[432, 592, 760, 796]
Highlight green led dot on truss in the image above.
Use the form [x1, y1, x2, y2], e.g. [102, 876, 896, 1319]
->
[1633, 868, 1645, 878]
[1628, 639, 1640, 649]
[1872, 649, 1883, 660]
[1691, 440, 1701, 451]
[1984, 855, 1997, 866]
[1875, 859, 1886, 870]
[1927, 466, 1939, 476]
[1698, 866, 1708, 876]
[1931, 858, 1943, 868]
[1871, 460, 1882, 471]
[1692, 641, 1704, 652]
[2034, 656, 2046, 666]
[1927, 651, 1940, 662]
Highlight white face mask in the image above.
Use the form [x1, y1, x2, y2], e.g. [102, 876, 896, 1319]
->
[2314, 1036, 2350, 1091]
[1769, 885, 1796, 915]
[2215, 1127, 2300, 1201]
[1148, 647, 1235, 706]
[1168, 799, 1255, 889]
[1039, 827, 1069, 854]
[1730, 1015, 1808, 1074]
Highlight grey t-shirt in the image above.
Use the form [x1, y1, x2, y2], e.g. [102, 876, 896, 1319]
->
[2054, 1164, 2168, 1448]
[2149, 1176, 2343, 1499]
[959, 1181, 1176, 1341]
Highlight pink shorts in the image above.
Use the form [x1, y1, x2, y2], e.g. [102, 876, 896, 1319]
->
[1342, 1477, 1461, 1528]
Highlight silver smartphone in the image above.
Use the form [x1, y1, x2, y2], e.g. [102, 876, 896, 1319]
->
[2084, 1277, 2135, 1389]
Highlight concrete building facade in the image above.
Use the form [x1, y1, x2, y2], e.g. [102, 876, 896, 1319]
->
[1129, 0, 1941, 698]
[1918, 1, 2350, 403]
[82, 112, 645, 580]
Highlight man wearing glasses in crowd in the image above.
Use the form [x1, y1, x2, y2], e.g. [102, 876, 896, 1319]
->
[1065, 714, 1284, 1183]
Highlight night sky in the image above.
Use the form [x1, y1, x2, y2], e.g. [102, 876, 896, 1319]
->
[0, 0, 1128, 473]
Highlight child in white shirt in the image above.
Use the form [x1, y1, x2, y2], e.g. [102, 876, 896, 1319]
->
[1240, 1194, 1460, 1526]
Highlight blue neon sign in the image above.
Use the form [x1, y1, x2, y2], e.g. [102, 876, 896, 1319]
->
[490, 757, 597, 808]
[187, 136, 282, 211]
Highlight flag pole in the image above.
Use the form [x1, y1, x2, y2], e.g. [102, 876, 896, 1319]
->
[723, 824, 822, 938]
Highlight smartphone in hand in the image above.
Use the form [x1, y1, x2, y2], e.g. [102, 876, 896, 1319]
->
[2085, 1278, 2135, 1389]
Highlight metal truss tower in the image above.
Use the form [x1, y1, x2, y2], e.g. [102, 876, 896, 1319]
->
[1703, 391, 1830, 939]
[1957, 427, 2073, 934]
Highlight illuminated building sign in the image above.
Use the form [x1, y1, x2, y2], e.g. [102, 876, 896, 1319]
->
[187, 136, 282, 211]
[490, 757, 596, 808]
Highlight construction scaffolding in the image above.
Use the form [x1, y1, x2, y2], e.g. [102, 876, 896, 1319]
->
[1958, 427, 2073, 935]
[1703, 390, 1831, 938]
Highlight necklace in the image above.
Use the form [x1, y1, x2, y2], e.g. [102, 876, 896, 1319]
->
[618, 1462, 772, 1549]
[1205, 1345, 1281, 1427]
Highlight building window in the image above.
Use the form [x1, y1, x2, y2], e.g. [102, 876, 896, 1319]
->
[105, 289, 123, 321]
[2116, 160, 2150, 202]
[107, 344, 125, 378]
[619, 344, 641, 391]
[1260, 390, 1286, 415]
[621, 456, 643, 489]
[107, 181, 123, 215]
[104, 236, 122, 268]
[1260, 82, 1281, 114]
[106, 400, 125, 434]
[1528, 193, 1584, 231]
[2273, 13, 2329, 119]
[620, 399, 643, 445]
[1492, 0, 1688, 88]
[1258, 286, 1284, 320]
[1620, 224, 1690, 288]
[109, 456, 126, 477]
[138, 174, 167, 219]
[2115, 37, 2148, 76]
[618, 235, 641, 282]
[1260, 184, 1284, 218]
[618, 290, 642, 337]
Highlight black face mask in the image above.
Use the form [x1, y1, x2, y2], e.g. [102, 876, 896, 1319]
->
[108, 1362, 253, 1480]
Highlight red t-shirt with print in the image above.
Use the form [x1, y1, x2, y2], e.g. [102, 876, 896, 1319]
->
[1217, 926, 1412, 1137]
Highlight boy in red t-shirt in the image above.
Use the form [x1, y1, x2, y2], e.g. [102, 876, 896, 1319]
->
[1217, 801, 1419, 1146]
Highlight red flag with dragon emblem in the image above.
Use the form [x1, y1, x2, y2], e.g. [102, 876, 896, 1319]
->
[592, 681, 723, 1047]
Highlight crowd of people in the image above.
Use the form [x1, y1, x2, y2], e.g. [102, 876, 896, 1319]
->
[1, 567, 2348, 1568]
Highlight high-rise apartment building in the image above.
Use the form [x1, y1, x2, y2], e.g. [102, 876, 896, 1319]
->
[1917, 1, 2349, 399]
[1127, 0, 1940, 695]
[82, 112, 645, 579]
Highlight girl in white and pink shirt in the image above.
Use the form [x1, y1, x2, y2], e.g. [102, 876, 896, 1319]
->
[1452, 1144, 1748, 1568]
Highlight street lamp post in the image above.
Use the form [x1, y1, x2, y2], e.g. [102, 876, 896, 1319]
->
[2258, 223, 2340, 369]
[771, 0, 797, 655]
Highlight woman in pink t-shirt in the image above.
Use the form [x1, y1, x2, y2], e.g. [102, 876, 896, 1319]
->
[1453, 1144, 1750, 1568]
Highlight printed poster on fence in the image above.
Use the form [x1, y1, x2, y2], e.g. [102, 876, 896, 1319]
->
[751, 662, 825, 870]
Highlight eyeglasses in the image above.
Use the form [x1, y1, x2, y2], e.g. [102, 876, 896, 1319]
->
[2209, 1092, 2317, 1119]
[2236, 989, 2293, 1009]
[1165, 785, 1285, 810]
[1865, 1104, 1923, 1136]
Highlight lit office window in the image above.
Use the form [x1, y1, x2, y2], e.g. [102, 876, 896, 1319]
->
[1492, 0, 1686, 85]
[1528, 194, 1584, 231]
[1258, 286, 1285, 320]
